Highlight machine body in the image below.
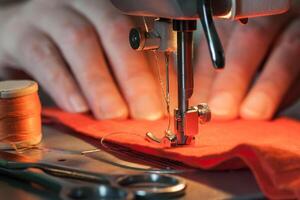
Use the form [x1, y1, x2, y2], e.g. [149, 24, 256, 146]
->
[111, 0, 290, 19]
[111, 0, 290, 146]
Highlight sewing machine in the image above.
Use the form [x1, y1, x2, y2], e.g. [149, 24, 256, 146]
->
[110, 0, 290, 146]
[0, 2, 297, 199]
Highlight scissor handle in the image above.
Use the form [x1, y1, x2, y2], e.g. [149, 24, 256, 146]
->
[61, 184, 133, 200]
[116, 173, 187, 199]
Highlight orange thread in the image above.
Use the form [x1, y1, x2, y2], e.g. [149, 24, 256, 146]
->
[0, 91, 42, 150]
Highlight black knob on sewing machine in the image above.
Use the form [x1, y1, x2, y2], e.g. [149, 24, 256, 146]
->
[129, 28, 141, 50]
[198, 0, 225, 69]
[129, 27, 161, 51]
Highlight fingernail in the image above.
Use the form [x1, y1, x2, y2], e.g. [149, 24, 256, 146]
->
[68, 94, 89, 113]
[99, 106, 128, 120]
[95, 97, 128, 120]
[241, 92, 272, 120]
[132, 94, 163, 120]
[209, 92, 237, 119]
[143, 110, 163, 121]
[135, 105, 163, 120]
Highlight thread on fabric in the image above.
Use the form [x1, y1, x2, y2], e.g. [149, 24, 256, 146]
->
[93, 131, 195, 174]
[0, 80, 42, 151]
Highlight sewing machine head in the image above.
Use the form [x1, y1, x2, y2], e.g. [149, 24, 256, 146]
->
[110, 0, 290, 146]
[111, 0, 290, 19]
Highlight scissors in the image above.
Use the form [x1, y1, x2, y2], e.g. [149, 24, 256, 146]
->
[0, 151, 186, 200]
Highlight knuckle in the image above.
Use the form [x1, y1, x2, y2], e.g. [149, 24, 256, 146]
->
[22, 35, 57, 64]
[126, 78, 155, 98]
[46, 65, 65, 83]
[123, 68, 150, 86]
[212, 71, 248, 94]
[258, 66, 297, 94]
[63, 23, 96, 45]
[80, 66, 112, 86]
[225, 68, 250, 86]
[282, 69, 297, 83]
[258, 77, 282, 92]
[83, 73, 109, 88]
[273, 63, 299, 83]
[279, 20, 300, 51]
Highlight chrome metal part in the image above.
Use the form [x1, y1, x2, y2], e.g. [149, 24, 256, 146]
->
[161, 131, 177, 146]
[174, 104, 211, 146]
[145, 132, 161, 144]
[197, 103, 211, 124]
[117, 173, 186, 199]
[174, 20, 196, 145]
[154, 20, 177, 52]
[146, 104, 211, 147]
[129, 20, 176, 52]
[111, 0, 290, 20]
[63, 185, 130, 200]
[129, 28, 160, 51]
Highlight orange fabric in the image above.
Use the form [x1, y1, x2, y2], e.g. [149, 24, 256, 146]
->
[43, 108, 300, 199]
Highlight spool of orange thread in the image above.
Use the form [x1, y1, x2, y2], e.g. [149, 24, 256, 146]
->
[0, 80, 42, 150]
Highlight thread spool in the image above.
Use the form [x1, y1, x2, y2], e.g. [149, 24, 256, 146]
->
[0, 80, 42, 150]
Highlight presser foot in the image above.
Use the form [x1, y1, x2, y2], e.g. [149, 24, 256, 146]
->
[146, 103, 211, 147]
[146, 130, 191, 148]
[146, 128, 195, 148]
[146, 130, 178, 147]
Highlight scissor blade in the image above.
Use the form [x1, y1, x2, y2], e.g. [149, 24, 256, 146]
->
[0, 151, 111, 184]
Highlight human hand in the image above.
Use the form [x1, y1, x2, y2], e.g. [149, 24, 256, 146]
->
[192, 2, 300, 120]
[0, 0, 164, 120]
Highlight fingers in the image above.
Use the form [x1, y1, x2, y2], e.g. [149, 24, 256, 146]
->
[35, 6, 129, 119]
[240, 19, 300, 120]
[192, 21, 234, 105]
[12, 30, 88, 113]
[191, 36, 216, 104]
[71, 0, 164, 120]
[208, 16, 289, 120]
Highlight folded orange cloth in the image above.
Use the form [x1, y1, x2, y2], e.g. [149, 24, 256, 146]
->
[43, 108, 300, 199]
